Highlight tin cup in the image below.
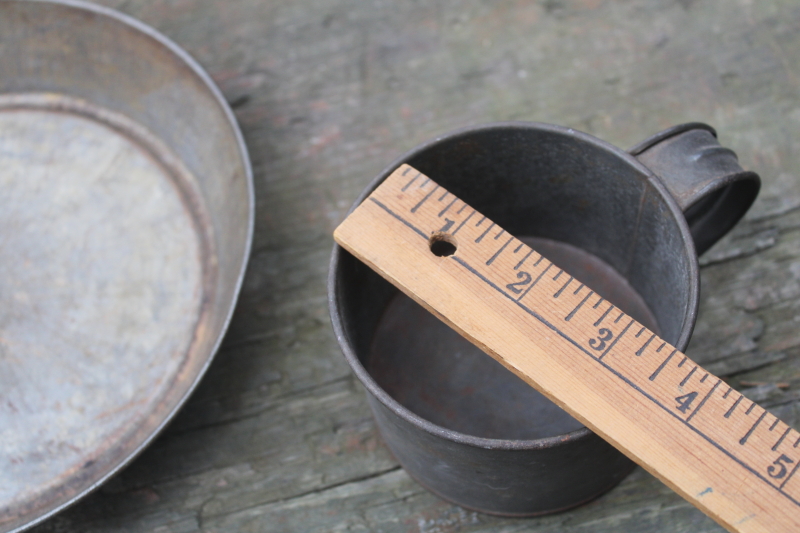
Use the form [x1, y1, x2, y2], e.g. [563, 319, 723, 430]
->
[328, 122, 759, 516]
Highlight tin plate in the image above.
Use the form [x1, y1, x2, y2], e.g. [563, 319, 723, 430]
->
[0, 2, 253, 531]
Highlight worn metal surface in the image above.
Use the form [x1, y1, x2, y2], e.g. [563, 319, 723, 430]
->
[0, 2, 252, 531]
[20, 0, 800, 531]
[328, 122, 758, 515]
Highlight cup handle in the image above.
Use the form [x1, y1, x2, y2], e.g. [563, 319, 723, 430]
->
[629, 123, 761, 256]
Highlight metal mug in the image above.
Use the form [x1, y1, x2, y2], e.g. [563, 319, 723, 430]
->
[328, 122, 759, 516]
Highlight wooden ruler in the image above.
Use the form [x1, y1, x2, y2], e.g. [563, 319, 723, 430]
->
[334, 164, 800, 533]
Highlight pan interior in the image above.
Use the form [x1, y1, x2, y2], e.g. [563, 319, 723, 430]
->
[0, 96, 213, 517]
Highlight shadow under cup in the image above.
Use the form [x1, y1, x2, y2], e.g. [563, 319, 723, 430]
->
[330, 124, 700, 515]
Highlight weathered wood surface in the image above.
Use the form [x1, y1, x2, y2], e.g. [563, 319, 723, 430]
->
[30, 0, 800, 531]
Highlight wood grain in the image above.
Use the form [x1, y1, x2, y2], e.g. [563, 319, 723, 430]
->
[334, 164, 800, 533]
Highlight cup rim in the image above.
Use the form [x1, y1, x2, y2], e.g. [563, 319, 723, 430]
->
[328, 120, 700, 451]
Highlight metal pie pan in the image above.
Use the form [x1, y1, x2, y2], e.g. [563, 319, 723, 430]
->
[0, 1, 254, 531]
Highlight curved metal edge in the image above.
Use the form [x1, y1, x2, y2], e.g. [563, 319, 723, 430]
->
[327, 120, 700, 452]
[400, 453, 638, 517]
[8, 2, 256, 532]
[627, 122, 717, 156]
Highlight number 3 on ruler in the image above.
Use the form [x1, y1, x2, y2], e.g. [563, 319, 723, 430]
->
[589, 328, 613, 351]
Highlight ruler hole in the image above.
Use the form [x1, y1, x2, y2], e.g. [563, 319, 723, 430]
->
[429, 233, 457, 257]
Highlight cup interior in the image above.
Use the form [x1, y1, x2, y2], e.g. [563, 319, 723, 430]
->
[333, 123, 697, 442]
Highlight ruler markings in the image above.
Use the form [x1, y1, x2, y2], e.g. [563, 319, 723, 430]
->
[723, 387, 733, 399]
[566, 291, 594, 322]
[554, 276, 573, 298]
[686, 379, 722, 423]
[775, 427, 793, 451]
[598, 319, 634, 361]
[401, 170, 420, 190]
[514, 248, 534, 269]
[494, 229, 505, 240]
[649, 349, 677, 381]
[553, 269, 564, 281]
[451, 210, 475, 236]
[780, 459, 800, 490]
[420, 177, 430, 188]
[573, 283, 585, 295]
[741, 411, 768, 445]
[593, 304, 615, 326]
[476, 215, 486, 226]
[680, 366, 697, 385]
[636, 333, 656, 356]
[726, 395, 744, 418]
[335, 165, 800, 530]
[475, 223, 495, 242]
[457, 203, 469, 214]
[410, 184, 439, 212]
[517, 262, 552, 302]
[486, 236, 515, 266]
[438, 196, 459, 216]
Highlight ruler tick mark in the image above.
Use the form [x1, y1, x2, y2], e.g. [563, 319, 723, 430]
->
[700, 373, 709, 383]
[770, 419, 781, 431]
[494, 229, 505, 240]
[514, 249, 534, 270]
[593, 297, 605, 309]
[614, 312, 626, 323]
[649, 349, 677, 381]
[774, 427, 792, 450]
[476, 216, 486, 227]
[486, 236, 514, 266]
[554, 276, 573, 298]
[533, 255, 545, 267]
[368, 198, 427, 239]
[636, 334, 656, 356]
[635, 327, 646, 338]
[794, 436, 800, 448]
[594, 304, 615, 327]
[457, 203, 469, 214]
[566, 291, 594, 322]
[740, 411, 767, 445]
[438, 191, 449, 201]
[513, 243, 524, 254]
[451, 211, 475, 236]
[518, 263, 552, 302]
[401, 171, 421, 191]
[725, 395, 743, 418]
[573, 283, 584, 295]
[723, 387, 733, 399]
[420, 178, 430, 188]
[410, 185, 439, 212]
[657, 342, 666, 353]
[553, 269, 564, 281]
[438, 197, 459, 217]
[780, 459, 800, 490]
[599, 318, 634, 360]
[678, 357, 688, 368]
[686, 379, 721, 423]
[746, 402, 756, 416]
[475, 223, 495, 243]
[680, 366, 698, 387]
